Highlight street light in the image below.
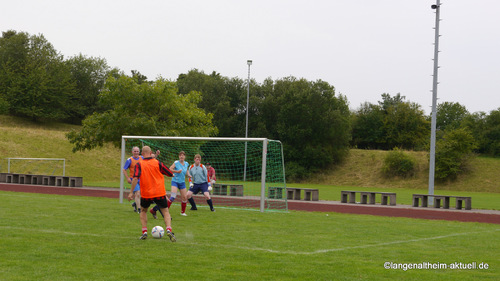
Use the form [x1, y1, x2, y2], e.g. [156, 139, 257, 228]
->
[243, 60, 252, 181]
[428, 1, 441, 204]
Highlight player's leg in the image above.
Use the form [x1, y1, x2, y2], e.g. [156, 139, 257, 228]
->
[169, 183, 179, 207]
[131, 178, 138, 212]
[149, 205, 158, 219]
[156, 196, 176, 242]
[178, 182, 188, 216]
[135, 192, 141, 213]
[187, 189, 197, 210]
[133, 183, 141, 213]
[202, 182, 215, 212]
[139, 198, 151, 240]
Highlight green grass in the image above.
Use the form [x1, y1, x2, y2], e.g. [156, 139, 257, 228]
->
[0, 190, 498, 280]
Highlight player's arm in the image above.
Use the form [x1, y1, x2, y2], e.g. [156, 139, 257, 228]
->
[159, 161, 174, 177]
[203, 166, 209, 183]
[128, 177, 139, 201]
[122, 169, 131, 183]
[170, 162, 181, 173]
[123, 159, 132, 183]
[187, 167, 194, 187]
[128, 163, 141, 200]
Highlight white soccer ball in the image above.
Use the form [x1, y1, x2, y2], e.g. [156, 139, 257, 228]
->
[208, 185, 212, 191]
[151, 226, 164, 239]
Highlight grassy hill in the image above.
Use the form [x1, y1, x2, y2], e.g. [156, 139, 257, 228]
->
[314, 149, 499, 193]
[1, 115, 499, 193]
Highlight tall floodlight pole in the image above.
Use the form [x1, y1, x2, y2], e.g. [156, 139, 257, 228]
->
[428, 1, 441, 201]
[243, 60, 252, 181]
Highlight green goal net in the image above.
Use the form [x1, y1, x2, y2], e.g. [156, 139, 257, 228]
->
[120, 136, 287, 212]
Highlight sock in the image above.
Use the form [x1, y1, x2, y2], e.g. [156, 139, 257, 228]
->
[207, 199, 214, 210]
[167, 199, 172, 209]
[181, 201, 187, 213]
[188, 197, 197, 209]
[166, 226, 172, 232]
[169, 192, 177, 203]
[152, 205, 158, 212]
[142, 227, 147, 234]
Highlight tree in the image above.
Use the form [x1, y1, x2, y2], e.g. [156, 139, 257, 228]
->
[65, 54, 110, 123]
[435, 128, 477, 180]
[131, 70, 148, 84]
[382, 101, 429, 150]
[351, 102, 385, 149]
[351, 93, 429, 150]
[177, 69, 245, 137]
[436, 102, 469, 131]
[0, 30, 76, 121]
[257, 77, 351, 179]
[482, 108, 500, 156]
[66, 75, 218, 152]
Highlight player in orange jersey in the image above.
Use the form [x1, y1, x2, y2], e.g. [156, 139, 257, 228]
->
[128, 146, 176, 241]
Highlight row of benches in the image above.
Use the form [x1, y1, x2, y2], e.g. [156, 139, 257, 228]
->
[340, 190, 472, 210]
[341, 190, 397, 206]
[269, 187, 319, 201]
[211, 184, 320, 201]
[412, 194, 471, 210]
[0, 173, 83, 187]
[2, 173, 470, 210]
[212, 184, 244, 196]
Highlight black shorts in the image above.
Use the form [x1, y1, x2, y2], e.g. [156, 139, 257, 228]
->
[141, 196, 168, 209]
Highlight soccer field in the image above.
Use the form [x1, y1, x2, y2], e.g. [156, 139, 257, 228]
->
[0, 190, 498, 280]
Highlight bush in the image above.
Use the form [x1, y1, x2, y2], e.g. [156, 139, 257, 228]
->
[435, 128, 477, 180]
[382, 148, 417, 178]
[0, 97, 9, 114]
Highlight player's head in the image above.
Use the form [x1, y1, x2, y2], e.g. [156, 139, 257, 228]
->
[141, 146, 152, 157]
[179, 151, 186, 160]
[194, 154, 201, 164]
[131, 146, 140, 157]
[206, 162, 211, 167]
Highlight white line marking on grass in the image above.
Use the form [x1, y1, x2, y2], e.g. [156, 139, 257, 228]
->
[1, 192, 112, 203]
[0, 226, 129, 239]
[176, 228, 500, 255]
[2, 221, 499, 255]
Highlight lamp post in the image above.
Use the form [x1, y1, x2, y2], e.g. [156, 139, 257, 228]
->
[428, 1, 441, 203]
[243, 60, 252, 181]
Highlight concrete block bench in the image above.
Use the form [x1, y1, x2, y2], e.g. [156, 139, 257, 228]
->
[412, 194, 471, 210]
[0, 173, 82, 187]
[268, 187, 285, 199]
[341, 190, 397, 206]
[229, 184, 244, 196]
[212, 184, 243, 196]
[212, 184, 228, 195]
[286, 187, 319, 201]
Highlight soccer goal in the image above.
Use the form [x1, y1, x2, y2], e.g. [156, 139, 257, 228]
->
[119, 136, 287, 212]
[4, 158, 66, 176]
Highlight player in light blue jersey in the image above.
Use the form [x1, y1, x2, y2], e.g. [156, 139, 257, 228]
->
[150, 151, 189, 218]
[186, 154, 215, 212]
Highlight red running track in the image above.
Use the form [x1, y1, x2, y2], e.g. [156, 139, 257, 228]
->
[1, 183, 499, 225]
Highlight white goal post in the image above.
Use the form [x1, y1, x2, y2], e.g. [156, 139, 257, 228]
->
[119, 136, 287, 212]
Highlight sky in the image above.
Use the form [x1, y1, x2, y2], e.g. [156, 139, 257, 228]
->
[2, 0, 499, 115]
